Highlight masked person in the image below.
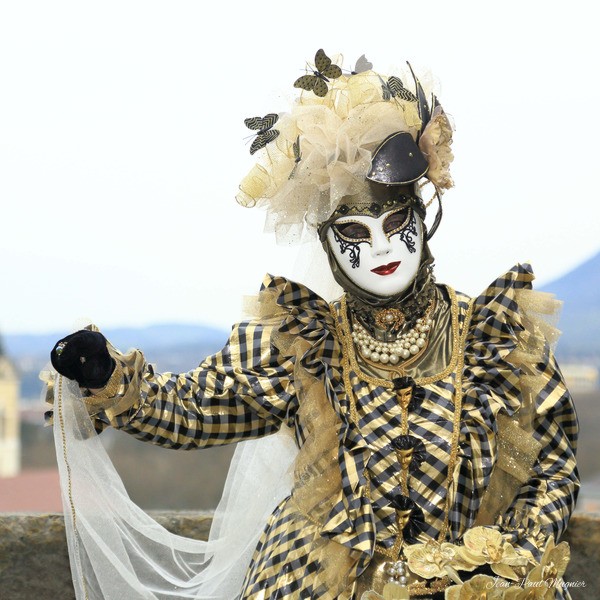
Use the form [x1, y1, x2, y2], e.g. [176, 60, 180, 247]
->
[48, 51, 579, 600]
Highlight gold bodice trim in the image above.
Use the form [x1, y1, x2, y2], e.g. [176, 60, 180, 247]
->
[332, 291, 475, 556]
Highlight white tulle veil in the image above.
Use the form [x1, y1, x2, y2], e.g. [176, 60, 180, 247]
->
[51, 374, 298, 600]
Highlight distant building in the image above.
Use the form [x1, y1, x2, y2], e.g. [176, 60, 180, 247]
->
[0, 468, 62, 511]
[0, 339, 20, 477]
[561, 363, 599, 393]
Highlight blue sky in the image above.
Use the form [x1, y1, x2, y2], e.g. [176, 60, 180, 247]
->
[1, 0, 598, 334]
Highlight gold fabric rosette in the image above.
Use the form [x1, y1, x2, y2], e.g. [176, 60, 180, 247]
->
[369, 526, 572, 598]
[418, 105, 454, 191]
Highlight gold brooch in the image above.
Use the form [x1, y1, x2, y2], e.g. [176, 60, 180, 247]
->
[374, 308, 406, 331]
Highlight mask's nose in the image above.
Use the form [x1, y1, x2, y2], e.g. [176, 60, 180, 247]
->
[370, 227, 392, 258]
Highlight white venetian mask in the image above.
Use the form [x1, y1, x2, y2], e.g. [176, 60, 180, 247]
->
[326, 207, 423, 297]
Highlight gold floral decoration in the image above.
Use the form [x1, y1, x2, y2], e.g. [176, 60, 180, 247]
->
[404, 540, 474, 582]
[418, 105, 454, 191]
[459, 527, 530, 581]
[445, 574, 505, 600]
[438, 529, 571, 599]
[510, 537, 570, 600]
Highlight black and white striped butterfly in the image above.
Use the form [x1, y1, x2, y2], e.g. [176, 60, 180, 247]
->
[244, 113, 279, 155]
[294, 49, 342, 97]
[380, 75, 418, 102]
[288, 136, 302, 179]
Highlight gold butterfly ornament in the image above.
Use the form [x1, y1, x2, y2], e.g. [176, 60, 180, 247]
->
[293, 49, 342, 97]
[244, 113, 280, 155]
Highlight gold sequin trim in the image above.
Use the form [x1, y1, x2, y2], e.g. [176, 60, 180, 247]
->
[409, 576, 451, 596]
[85, 362, 123, 403]
[57, 377, 90, 600]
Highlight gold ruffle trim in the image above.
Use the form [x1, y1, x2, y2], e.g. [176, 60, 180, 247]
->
[245, 290, 357, 597]
[475, 288, 562, 528]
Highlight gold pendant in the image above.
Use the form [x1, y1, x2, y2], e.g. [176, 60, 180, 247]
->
[396, 447, 414, 471]
[396, 386, 413, 410]
[374, 308, 406, 331]
[382, 581, 409, 600]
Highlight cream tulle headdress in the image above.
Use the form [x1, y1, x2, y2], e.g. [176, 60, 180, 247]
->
[236, 50, 455, 244]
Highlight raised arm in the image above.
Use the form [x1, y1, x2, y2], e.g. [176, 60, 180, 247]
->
[50, 320, 297, 449]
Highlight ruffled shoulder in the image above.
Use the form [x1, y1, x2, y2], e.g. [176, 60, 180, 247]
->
[250, 276, 372, 581]
[461, 264, 570, 532]
[469, 263, 536, 336]
[246, 274, 339, 377]
[463, 263, 563, 417]
[255, 274, 334, 324]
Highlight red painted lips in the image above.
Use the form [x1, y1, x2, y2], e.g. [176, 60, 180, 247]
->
[371, 261, 401, 276]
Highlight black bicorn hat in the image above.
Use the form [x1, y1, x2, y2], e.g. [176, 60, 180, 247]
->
[367, 62, 440, 187]
[367, 131, 429, 185]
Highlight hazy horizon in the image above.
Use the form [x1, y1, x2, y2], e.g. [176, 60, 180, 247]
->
[2, 1, 599, 335]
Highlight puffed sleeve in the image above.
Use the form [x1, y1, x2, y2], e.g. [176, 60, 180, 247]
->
[82, 278, 302, 450]
[463, 264, 579, 558]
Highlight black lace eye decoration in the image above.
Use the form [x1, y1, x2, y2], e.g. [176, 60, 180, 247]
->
[331, 220, 371, 269]
[383, 209, 418, 253]
[383, 208, 410, 234]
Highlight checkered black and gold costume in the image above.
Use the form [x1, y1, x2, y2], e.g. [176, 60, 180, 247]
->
[91, 264, 578, 599]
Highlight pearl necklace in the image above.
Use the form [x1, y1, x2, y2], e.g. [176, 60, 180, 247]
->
[351, 315, 433, 365]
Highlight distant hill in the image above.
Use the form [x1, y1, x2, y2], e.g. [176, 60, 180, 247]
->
[5, 323, 230, 400]
[5, 323, 228, 357]
[5, 251, 600, 398]
[539, 251, 600, 359]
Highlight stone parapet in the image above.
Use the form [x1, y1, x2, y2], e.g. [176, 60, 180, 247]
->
[0, 512, 597, 599]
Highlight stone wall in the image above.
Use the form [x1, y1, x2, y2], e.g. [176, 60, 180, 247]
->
[0, 512, 598, 599]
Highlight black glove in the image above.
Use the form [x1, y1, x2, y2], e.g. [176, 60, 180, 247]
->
[50, 330, 115, 388]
